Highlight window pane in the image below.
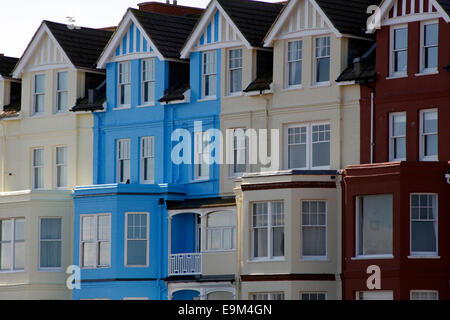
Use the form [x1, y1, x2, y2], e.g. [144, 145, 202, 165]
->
[99, 242, 110, 266]
[312, 142, 330, 167]
[423, 111, 438, 133]
[412, 221, 437, 253]
[289, 144, 306, 168]
[35, 94, 45, 113]
[14, 219, 25, 241]
[425, 134, 438, 157]
[253, 228, 268, 258]
[425, 47, 438, 69]
[303, 226, 326, 256]
[424, 24, 438, 46]
[127, 240, 147, 266]
[98, 215, 111, 241]
[230, 69, 242, 93]
[207, 229, 222, 250]
[208, 212, 236, 228]
[358, 195, 393, 255]
[34, 167, 43, 189]
[57, 72, 68, 90]
[395, 50, 408, 72]
[33, 149, 44, 166]
[394, 28, 408, 50]
[316, 57, 330, 82]
[0, 243, 11, 270]
[82, 242, 96, 267]
[35, 74, 45, 93]
[289, 61, 302, 86]
[14, 241, 25, 269]
[41, 218, 61, 240]
[40, 241, 62, 268]
[82, 216, 96, 241]
[0, 220, 12, 241]
[272, 227, 284, 257]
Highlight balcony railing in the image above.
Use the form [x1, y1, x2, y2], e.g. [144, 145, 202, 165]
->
[169, 253, 202, 276]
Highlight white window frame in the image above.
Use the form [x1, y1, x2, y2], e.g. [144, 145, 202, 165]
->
[55, 71, 69, 113]
[390, 25, 408, 77]
[228, 48, 243, 96]
[32, 147, 44, 190]
[355, 194, 394, 259]
[125, 212, 149, 268]
[0, 218, 25, 273]
[389, 112, 407, 161]
[285, 122, 331, 170]
[286, 39, 303, 89]
[410, 193, 438, 257]
[141, 58, 155, 106]
[33, 73, 46, 115]
[313, 36, 331, 85]
[194, 131, 210, 181]
[420, 20, 439, 74]
[38, 217, 63, 271]
[140, 136, 155, 184]
[202, 51, 217, 100]
[229, 128, 247, 177]
[419, 109, 438, 161]
[205, 211, 237, 252]
[410, 290, 439, 300]
[118, 62, 131, 108]
[301, 200, 327, 260]
[250, 292, 285, 300]
[251, 201, 285, 261]
[80, 214, 111, 269]
[117, 139, 131, 184]
[300, 292, 327, 300]
[55, 146, 67, 189]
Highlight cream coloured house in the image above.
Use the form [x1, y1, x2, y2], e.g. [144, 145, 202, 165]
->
[0, 21, 112, 300]
[230, 0, 375, 300]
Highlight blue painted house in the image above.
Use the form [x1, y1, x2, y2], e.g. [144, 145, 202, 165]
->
[71, 3, 238, 300]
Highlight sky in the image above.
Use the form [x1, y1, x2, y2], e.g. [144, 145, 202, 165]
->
[0, 0, 281, 58]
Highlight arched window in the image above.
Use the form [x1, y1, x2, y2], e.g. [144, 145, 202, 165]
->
[206, 211, 236, 251]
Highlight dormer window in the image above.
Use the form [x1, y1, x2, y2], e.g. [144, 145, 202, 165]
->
[421, 21, 438, 73]
[118, 62, 131, 107]
[390, 26, 408, 77]
[202, 51, 217, 99]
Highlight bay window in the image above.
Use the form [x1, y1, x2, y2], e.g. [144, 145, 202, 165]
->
[81, 214, 111, 268]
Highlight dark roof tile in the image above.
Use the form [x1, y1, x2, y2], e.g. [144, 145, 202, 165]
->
[131, 9, 199, 59]
[0, 56, 19, 78]
[217, 0, 284, 47]
[44, 21, 113, 70]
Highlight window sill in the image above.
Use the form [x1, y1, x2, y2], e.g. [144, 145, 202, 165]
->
[190, 177, 211, 183]
[81, 266, 111, 270]
[408, 255, 440, 259]
[351, 255, 394, 260]
[113, 106, 131, 110]
[0, 270, 25, 274]
[38, 268, 63, 273]
[282, 85, 303, 92]
[386, 74, 408, 80]
[249, 258, 286, 263]
[54, 111, 69, 116]
[415, 71, 438, 77]
[224, 92, 244, 98]
[420, 157, 439, 162]
[125, 265, 149, 268]
[204, 249, 237, 254]
[310, 82, 331, 88]
[300, 257, 329, 262]
[137, 103, 155, 108]
[198, 96, 217, 102]
[30, 113, 45, 118]
[140, 180, 155, 185]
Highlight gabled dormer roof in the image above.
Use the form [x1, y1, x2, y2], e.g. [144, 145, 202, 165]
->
[264, 0, 378, 46]
[181, 0, 284, 59]
[367, 0, 450, 33]
[0, 55, 19, 79]
[13, 21, 113, 78]
[97, 9, 199, 68]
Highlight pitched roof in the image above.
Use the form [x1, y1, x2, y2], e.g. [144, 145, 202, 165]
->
[217, 0, 285, 47]
[437, 0, 450, 14]
[43, 21, 113, 70]
[130, 9, 199, 59]
[315, 0, 381, 37]
[0, 56, 19, 78]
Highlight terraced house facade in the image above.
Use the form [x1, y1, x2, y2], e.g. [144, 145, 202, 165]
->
[0, 0, 448, 300]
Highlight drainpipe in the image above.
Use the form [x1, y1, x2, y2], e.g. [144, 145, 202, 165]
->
[364, 82, 376, 164]
[1, 121, 6, 192]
